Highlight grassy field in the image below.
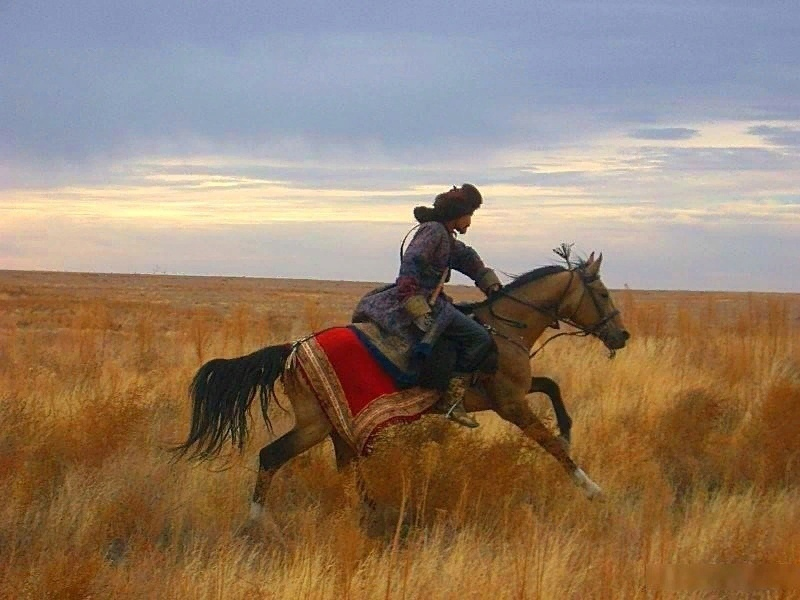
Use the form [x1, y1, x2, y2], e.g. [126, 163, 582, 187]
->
[1, 270, 799, 598]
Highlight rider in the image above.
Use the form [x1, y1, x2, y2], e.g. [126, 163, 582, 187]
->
[352, 184, 502, 428]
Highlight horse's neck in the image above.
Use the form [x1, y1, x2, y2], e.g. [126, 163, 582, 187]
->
[476, 271, 571, 349]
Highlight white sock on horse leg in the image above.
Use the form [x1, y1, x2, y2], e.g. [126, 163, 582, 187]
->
[571, 468, 603, 499]
[249, 501, 263, 520]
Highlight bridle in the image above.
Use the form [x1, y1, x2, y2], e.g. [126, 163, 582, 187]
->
[484, 268, 620, 358]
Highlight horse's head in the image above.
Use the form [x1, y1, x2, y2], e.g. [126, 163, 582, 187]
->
[559, 252, 630, 351]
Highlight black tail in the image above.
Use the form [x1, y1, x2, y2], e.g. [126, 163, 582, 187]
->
[173, 343, 294, 461]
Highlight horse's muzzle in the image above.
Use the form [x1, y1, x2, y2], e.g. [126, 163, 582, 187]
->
[603, 328, 630, 350]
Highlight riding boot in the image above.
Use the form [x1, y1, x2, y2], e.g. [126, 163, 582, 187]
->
[435, 374, 479, 428]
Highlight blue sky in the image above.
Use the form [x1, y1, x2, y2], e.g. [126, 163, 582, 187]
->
[1, 1, 798, 291]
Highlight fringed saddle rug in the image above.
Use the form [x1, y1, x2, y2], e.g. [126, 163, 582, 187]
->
[292, 326, 439, 455]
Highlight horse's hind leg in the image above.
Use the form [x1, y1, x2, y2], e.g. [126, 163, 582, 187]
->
[331, 432, 376, 513]
[244, 408, 332, 536]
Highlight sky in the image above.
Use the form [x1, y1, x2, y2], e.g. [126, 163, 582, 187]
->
[1, 1, 799, 292]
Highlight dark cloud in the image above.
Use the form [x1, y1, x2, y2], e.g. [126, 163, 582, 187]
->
[1, 1, 799, 170]
[629, 128, 699, 141]
[747, 125, 800, 147]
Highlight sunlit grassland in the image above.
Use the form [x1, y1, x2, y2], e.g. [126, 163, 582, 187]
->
[1, 271, 798, 598]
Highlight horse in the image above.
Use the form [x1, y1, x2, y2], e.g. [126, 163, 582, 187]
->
[174, 252, 629, 531]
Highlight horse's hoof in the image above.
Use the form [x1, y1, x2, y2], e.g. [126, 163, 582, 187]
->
[104, 538, 127, 565]
[571, 468, 604, 501]
[586, 486, 606, 502]
[239, 517, 290, 550]
[236, 519, 264, 542]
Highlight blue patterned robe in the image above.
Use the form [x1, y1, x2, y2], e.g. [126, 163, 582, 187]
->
[352, 222, 490, 345]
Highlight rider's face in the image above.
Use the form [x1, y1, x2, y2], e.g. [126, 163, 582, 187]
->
[452, 213, 472, 234]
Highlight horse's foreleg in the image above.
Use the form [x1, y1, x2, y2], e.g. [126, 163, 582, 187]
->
[524, 415, 602, 499]
[495, 400, 603, 500]
[529, 376, 572, 448]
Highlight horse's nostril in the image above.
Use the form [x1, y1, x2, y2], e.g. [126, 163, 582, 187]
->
[622, 330, 630, 341]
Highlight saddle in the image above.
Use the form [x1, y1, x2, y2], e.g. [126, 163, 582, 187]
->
[350, 309, 498, 392]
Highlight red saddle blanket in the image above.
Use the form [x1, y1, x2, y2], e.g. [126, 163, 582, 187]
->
[293, 326, 439, 455]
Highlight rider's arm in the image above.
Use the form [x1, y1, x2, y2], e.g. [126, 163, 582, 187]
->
[451, 240, 502, 295]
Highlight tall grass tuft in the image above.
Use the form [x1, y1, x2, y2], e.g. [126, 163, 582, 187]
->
[187, 307, 217, 364]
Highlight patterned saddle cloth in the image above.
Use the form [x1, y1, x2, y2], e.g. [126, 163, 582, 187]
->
[292, 326, 439, 456]
[349, 321, 419, 386]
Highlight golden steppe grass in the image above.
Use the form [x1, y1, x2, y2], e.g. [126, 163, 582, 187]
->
[0, 270, 799, 598]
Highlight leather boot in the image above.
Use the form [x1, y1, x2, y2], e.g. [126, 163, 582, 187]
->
[435, 374, 479, 428]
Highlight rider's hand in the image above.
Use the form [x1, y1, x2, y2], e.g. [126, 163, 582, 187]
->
[413, 313, 434, 332]
[476, 269, 502, 296]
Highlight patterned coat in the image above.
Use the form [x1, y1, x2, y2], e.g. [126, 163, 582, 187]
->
[352, 222, 493, 344]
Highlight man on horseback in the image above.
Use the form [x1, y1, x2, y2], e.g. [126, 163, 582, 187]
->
[352, 183, 502, 428]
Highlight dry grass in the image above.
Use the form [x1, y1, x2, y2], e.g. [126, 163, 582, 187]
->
[1, 270, 799, 598]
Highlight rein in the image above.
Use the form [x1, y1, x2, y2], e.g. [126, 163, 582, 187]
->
[399, 224, 421, 262]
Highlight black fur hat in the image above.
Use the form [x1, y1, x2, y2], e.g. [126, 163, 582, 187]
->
[413, 183, 483, 223]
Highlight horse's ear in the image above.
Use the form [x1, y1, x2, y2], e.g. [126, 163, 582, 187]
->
[584, 252, 602, 278]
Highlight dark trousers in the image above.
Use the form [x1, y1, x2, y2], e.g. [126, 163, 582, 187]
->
[441, 310, 493, 373]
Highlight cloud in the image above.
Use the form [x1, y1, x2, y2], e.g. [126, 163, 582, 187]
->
[2, 1, 799, 172]
[2, 204, 797, 292]
[747, 125, 800, 147]
[628, 128, 699, 141]
[635, 146, 799, 173]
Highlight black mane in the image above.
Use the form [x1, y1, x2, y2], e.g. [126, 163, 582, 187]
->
[503, 265, 567, 291]
[458, 265, 567, 312]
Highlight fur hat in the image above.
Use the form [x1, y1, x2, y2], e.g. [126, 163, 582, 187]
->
[413, 184, 483, 223]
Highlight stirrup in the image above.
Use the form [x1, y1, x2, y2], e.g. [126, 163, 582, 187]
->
[444, 401, 479, 428]
[436, 374, 479, 428]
